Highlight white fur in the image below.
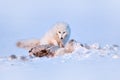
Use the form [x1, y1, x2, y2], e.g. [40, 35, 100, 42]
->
[40, 22, 71, 47]
[17, 22, 71, 49]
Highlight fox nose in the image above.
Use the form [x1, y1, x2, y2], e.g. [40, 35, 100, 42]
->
[61, 37, 63, 39]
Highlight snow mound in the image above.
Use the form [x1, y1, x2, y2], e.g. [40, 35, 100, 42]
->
[54, 41, 120, 62]
[48, 42, 120, 63]
[70, 42, 120, 60]
[0, 41, 120, 64]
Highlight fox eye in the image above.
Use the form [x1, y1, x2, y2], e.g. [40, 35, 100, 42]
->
[58, 31, 61, 33]
[63, 32, 65, 34]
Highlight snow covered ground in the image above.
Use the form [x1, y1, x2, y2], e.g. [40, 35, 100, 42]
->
[0, 42, 120, 62]
[0, 42, 120, 80]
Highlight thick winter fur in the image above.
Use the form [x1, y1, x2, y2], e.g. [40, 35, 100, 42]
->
[40, 22, 71, 47]
[16, 39, 40, 50]
[16, 22, 71, 49]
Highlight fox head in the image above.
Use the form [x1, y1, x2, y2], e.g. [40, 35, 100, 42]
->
[57, 30, 68, 40]
[54, 22, 71, 43]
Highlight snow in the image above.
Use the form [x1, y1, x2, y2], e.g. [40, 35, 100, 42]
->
[0, 42, 120, 80]
[0, 41, 120, 63]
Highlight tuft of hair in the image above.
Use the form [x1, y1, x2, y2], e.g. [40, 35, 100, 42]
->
[16, 39, 40, 50]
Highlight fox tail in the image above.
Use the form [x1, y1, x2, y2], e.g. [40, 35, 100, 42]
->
[16, 39, 40, 50]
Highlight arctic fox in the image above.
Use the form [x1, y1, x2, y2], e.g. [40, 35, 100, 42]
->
[17, 22, 71, 49]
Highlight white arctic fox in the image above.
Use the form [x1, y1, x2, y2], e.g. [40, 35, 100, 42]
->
[17, 22, 71, 49]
